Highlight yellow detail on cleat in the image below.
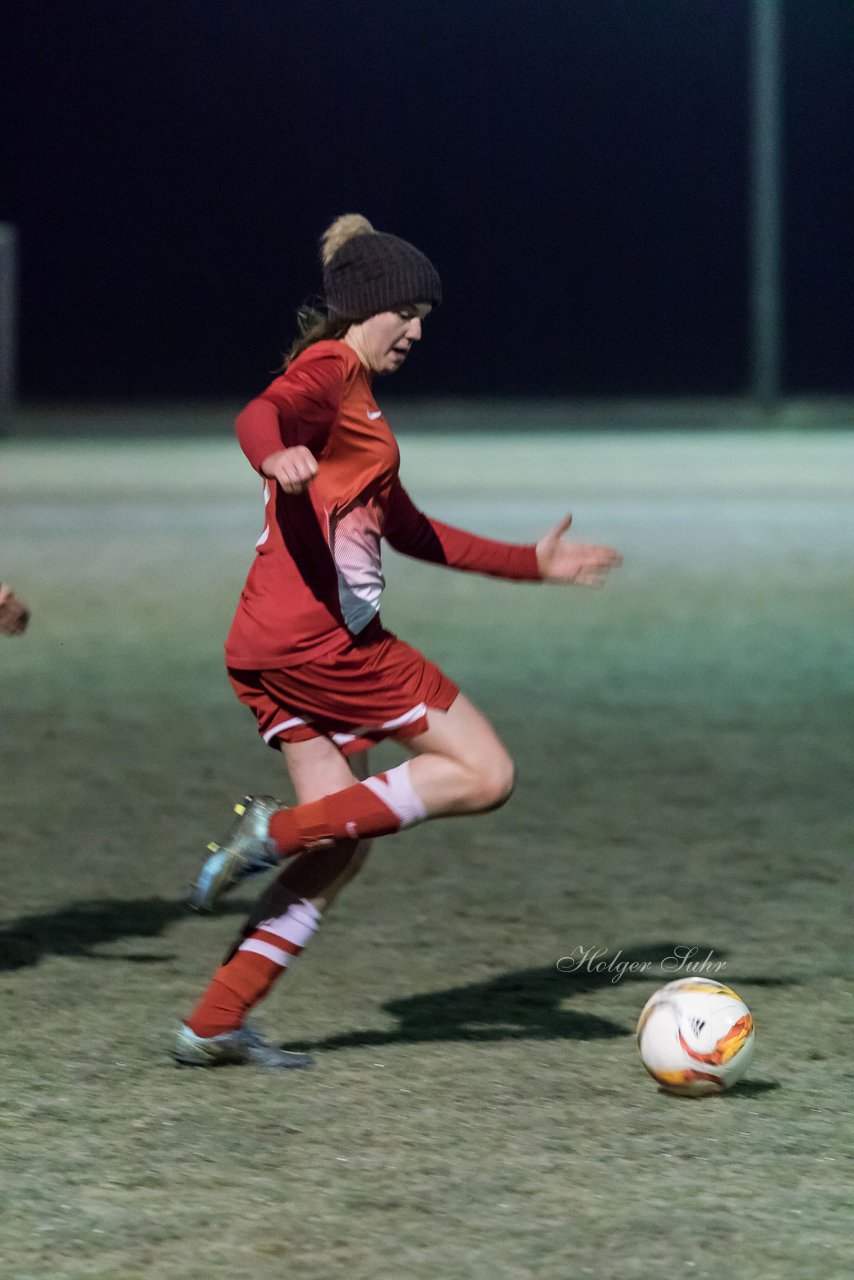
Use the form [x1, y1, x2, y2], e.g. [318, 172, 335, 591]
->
[234, 803, 246, 816]
[207, 842, 220, 853]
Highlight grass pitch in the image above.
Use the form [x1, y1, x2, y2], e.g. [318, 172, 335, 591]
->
[1, 426, 852, 1280]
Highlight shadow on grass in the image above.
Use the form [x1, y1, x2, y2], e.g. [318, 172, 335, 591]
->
[285, 944, 795, 1054]
[725, 1080, 781, 1097]
[287, 964, 628, 1051]
[0, 897, 247, 970]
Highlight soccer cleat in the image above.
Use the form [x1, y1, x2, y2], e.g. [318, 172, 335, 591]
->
[173, 1022, 313, 1069]
[187, 795, 282, 913]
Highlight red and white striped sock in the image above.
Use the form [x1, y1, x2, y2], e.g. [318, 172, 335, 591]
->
[185, 898, 322, 1038]
[269, 760, 428, 856]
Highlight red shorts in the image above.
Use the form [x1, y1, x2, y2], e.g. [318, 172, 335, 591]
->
[228, 630, 459, 757]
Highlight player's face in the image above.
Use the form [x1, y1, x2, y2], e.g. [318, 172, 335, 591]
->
[349, 304, 431, 375]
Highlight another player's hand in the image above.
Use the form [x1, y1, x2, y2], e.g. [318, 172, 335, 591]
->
[261, 447, 318, 495]
[535, 515, 622, 587]
[0, 584, 30, 636]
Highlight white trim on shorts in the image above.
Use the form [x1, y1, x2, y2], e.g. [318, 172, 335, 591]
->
[264, 700, 430, 748]
[262, 716, 306, 744]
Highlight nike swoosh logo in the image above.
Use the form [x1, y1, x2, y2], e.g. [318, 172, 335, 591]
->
[367, 409, 382, 420]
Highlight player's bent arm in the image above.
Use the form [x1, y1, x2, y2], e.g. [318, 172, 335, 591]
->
[236, 398, 290, 472]
[236, 349, 346, 474]
[383, 478, 541, 581]
[260, 446, 319, 496]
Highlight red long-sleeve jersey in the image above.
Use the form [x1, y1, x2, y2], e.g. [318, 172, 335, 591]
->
[225, 340, 540, 669]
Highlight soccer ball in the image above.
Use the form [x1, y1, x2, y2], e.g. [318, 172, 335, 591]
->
[636, 977, 755, 1097]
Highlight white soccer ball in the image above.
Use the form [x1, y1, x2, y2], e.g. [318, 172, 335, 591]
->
[636, 977, 755, 1097]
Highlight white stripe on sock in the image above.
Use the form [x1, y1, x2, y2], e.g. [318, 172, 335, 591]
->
[239, 938, 292, 967]
[296, 899, 322, 926]
[256, 900, 321, 950]
[362, 760, 428, 829]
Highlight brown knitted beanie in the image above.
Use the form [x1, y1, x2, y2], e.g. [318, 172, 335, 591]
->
[321, 214, 442, 320]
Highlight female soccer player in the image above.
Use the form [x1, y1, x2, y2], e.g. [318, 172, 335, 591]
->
[175, 214, 621, 1067]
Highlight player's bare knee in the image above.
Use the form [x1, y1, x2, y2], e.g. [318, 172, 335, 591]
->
[489, 752, 516, 809]
[470, 751, 516, 812]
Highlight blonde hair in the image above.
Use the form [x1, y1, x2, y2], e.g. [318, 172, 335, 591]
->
[284, 214, 375, 367]
[320, 213, 374, 265]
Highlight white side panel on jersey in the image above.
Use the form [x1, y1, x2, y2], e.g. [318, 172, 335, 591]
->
[329, 501, 386, 634]
[255, 481, 272, 548]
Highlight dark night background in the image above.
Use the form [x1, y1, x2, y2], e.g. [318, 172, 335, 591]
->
[2, 0, 852, 402]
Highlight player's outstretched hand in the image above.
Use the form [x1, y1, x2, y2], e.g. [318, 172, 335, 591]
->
[535, 515, 622, 587]
[261, 447, 319, 495]
[0, 584, 31, 635]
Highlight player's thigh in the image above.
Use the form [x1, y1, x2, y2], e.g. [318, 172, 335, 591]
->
[281, 736, 368, 804]
[404, 692, 514, 783]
